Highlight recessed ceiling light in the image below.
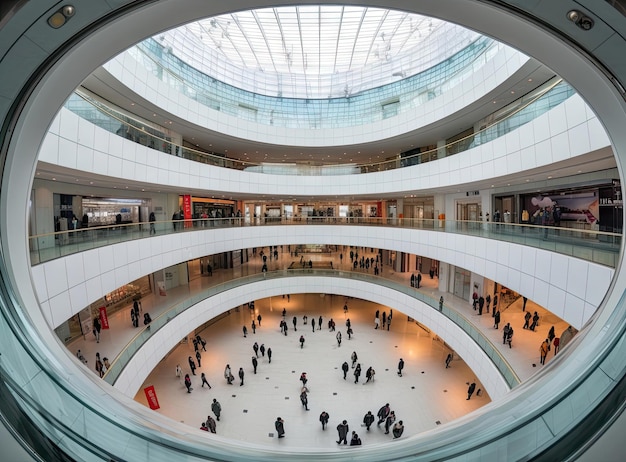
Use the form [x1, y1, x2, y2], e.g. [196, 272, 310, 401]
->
[510, 91, 515, 94]
[528, 78, 533, 82]
[52, 178, 56, 181]
[548, 176, 552, 179]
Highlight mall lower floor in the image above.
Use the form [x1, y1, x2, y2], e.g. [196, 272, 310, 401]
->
[67, 248, 569, 449]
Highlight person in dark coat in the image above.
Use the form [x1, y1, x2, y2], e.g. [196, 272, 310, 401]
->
[397, 358, 405, 377]
[342, 361, 349, 379]
[275, 417, 285, 438]
[200, 372, 211, 388]
[260, 343, 265, 357]
[392, 420, 404, 438]
[300, 389, 309, 411]
[354, 363, 361, 383]
[336, 420, 349, 444]
[530, 311, 539, 331]
[524, 311, 532, 329]
[467, 382, 476, 400]
[319, 411, 329, 430]
[363, 411, 375, 430]
[195, 350, 202, 368]
[206, 416, 216, 433]
[211, 398, 221, 421]
[252, 356, 258, 374]
[238, 367, 245, 386]
[184, 374, 192, 393]
[92, 316, 101, 343]
[416, 273, 422, 288]
[188, 356, 196, 375]
[267, 347, 272, 363]
[384, 411, 396, 434]
[377, 403, 390, 425]
[494, 310, 501, 329]
[253, 342, 259, 357]
[299, 335, 305, 349]
[350, 431, 362, 446]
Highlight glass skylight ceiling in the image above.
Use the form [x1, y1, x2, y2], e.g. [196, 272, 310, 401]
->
[158, 6, 480, 98]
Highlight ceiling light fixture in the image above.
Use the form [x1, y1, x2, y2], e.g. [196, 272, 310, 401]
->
[47, 5, 75, 29]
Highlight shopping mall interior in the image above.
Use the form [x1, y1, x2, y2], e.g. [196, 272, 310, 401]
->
[1, 1, 626, 461]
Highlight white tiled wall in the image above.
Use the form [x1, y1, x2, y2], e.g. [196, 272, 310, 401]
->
[32, 226, 613, 332]
[113, 276, 510, 400]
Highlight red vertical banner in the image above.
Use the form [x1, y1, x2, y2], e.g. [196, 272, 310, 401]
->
[183, 195, 192, 228]
[144, 385, 160, 410]
[99, 306, 109, 329]
[377, 201, 383, 217]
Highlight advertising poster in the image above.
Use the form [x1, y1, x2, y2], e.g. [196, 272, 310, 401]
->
[144, 385, 160, 410]
[99, 306, 110, 329]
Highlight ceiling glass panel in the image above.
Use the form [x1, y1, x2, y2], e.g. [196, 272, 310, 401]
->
[161, 6, 481, 98]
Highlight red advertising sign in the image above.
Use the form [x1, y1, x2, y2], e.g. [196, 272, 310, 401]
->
[183, 195, 192, 228]
[99, 306, 110, 329]
[144, 385, 160, 410]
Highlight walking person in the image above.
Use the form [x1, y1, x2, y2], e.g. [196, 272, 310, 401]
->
[384, 411, 396, 434]
[503, 323, 511, 344]
[275, 417, 285, 438]
[300, 389, 310, 411]
[260, 343, 265, 357]
[184, 374, 193, 393]
[494, 310, 501, 329]
[238, 367, 245, 386]
[211, 398, 221, 421]
[342, 361, 349, 380]
[252, 356, 258, 374]
[195, 350, 202, 368]
[467, 382, 476, 400]
[397, 358, 405, 377]
[540, 339, 550, 365]
[336, 331, 342, 347]
[318, 316, 323, 330]
[92, 316, 101, 343]
[188, 356, 196, 375]
[253, 342, 259, 357]
[319, 411, 330, 430]
[523, 311, 532, 329]
[257, 314, 262, 326]
[200, 372, 211, 388]
[299, 335, 305, 349]
[351, 351, 358, 368]
[224, 364, 233, 385]
[242, 325, 248, 337]
[506, 327, 514, 348]
[377, 403, 390, 425]
[292, 316, 297, 332]
[392, 420, 405, 439]
[354, 363, 361, 383]
[553, 336, 560, 355]
[445, 353, 453, 368]
[530, 311, 539, 332]
[336, 420, 349, 445]
[311, 317, 316, 332]
[251, 320, 256, 334]
[176, 364, 183, 379]
[363, 411, 375, 431]
[205, 416, 216, 433]
[267, 347, 272, 363]
[350, 431, 362, 446]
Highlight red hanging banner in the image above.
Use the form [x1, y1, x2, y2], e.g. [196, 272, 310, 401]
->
[99, 306, 110, 329]
[144, 385, 160, 410]
[183, 195, 192, 228]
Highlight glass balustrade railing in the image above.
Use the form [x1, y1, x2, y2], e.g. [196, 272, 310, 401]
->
[29, 217, 621, 267]
[131, 36, 498, 130]
[63, 65, 574, 174]
[102, 268, 520, 389]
